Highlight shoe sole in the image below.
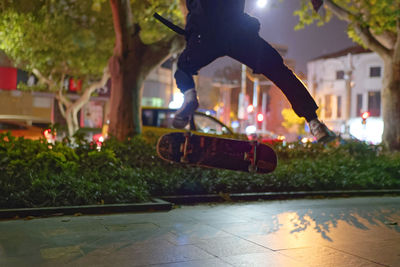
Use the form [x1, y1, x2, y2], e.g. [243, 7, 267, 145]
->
[318, 134, 337, 144]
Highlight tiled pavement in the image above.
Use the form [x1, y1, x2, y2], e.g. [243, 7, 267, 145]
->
[0, 196, 399, 266]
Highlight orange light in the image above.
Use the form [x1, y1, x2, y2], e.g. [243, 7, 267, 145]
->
[247, 105, 254, 113]
[257, 113, 264, 122]
[361, 112, 370, 119]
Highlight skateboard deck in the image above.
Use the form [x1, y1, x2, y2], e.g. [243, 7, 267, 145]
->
[157, 132, 277, 173]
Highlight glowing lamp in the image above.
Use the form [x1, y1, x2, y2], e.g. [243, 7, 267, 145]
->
[247, 105, 255, 113]
[257, 113, 264, 122]
[361, 112, 370, 119]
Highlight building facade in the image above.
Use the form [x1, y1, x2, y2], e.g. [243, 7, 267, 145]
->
[307, 46, 384, 144]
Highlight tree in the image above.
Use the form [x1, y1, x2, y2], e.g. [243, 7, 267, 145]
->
[281, 108, 307, 136]
[0, 0, 114, 137]
[107, 0, 185, 140]
[295, 0, 400, 150]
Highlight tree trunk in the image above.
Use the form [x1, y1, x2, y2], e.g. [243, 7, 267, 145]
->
[108, 0, 185, 141]
[382, 58, 400, 150]
[64, 108, 77, 137]
[108, 51, 145, 139]
[107, 36, 184, 140]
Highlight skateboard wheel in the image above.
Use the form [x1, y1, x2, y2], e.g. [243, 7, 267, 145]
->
[180, 156, 189, 163]
[248, 164, 257, 173]
[257, 160, 274, 172]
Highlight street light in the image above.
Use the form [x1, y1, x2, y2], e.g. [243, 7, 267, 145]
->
[257, 0, 268, 9]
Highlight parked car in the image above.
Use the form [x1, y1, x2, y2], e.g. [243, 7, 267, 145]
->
[247, 131, 286, 146]
[91, 107, 245, 147]
[140, 107, 246, 145]
[0, 120, 49, 140]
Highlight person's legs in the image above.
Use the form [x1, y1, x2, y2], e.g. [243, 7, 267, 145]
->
[227, 32, 336, 142]
[228, 33, 318, 121]
[173, 34, 223, 128]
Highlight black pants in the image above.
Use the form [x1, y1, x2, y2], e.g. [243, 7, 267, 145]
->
[175, 27, 318, 121]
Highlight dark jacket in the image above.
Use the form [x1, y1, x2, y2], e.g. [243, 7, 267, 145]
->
[185, 0, 253, 34]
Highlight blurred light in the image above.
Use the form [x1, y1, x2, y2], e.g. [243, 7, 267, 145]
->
[169, 92, 184, 109]
[231, 121, 240, 129]
[257, 113, 264, 122]
[301, 137, 313, 144]
[245, 125, 257, 135]
[43, 129, 55, 143]
[278, 135, 286, 141]
[361, 111, 370, 125]
[247, 105, 254, 113]
[257, 0, 267, 8]
[349, 117, 383, 144]
[361, 111, 370, 120]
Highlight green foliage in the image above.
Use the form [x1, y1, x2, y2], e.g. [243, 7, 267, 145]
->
[131, 0, 184, 43]
[0, 0, 183, 81]
[0, 133, 150, 208]
[1, 133, 399, 209]
[293, 0, 332, 30]
[293, 0, 399, 47]
[281, 108, 306, 135]
[0, 0, 114, 81]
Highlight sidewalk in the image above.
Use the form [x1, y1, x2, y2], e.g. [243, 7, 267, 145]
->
[1, 196, 399, 266]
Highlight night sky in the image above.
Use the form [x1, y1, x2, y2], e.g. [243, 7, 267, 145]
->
[200, 0, 356, 77]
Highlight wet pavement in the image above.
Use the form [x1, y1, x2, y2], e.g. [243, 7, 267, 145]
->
[0, 196, 399, 267]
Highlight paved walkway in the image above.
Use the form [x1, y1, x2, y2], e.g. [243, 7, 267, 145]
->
[0, 196, 399, 267]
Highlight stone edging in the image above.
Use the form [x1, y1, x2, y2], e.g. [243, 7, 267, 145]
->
[0, 198, 172, 220]
[159, 189, 400, 204]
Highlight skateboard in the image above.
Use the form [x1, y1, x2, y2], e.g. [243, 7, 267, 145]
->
[156, 132, 277, 173]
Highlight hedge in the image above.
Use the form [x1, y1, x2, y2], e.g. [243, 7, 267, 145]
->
[1, 132, 399, 208]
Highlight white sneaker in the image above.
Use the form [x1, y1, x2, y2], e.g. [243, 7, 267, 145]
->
[172, 89, 199, 129]
[309, 119, 337, 143]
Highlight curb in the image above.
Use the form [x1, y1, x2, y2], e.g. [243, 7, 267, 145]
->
[0, 198, 172, 220]
[159, 189, 400, 204]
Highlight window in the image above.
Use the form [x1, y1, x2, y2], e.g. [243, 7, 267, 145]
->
[141, 108, 232, 135]
[368, 91, 381, 116]
[0, 122, 27, 130]
[337, 96, 342, 118]
[193, 114, 230, 135]
[370, 66, 381, 78]
[325, 94, 333, 118]
[336, 70, 345, 80]
[356, 94, 363, 116]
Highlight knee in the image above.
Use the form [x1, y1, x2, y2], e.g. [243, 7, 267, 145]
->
[174, 69, 195, 92]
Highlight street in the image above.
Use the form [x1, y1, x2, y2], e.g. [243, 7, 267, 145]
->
[0, 196, 399, 266]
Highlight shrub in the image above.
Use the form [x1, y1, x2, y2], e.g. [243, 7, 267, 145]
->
[0, 132, 399, 208]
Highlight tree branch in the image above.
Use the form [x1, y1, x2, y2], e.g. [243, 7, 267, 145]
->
[110, 0, 141, 56]
[73, 66, 111, 112]
[325, 0, 391, 59]
[56, 84, 72, 109]
[57, 98, 66, 118]
[144, 34, 185, 70]
[179, 0, 188, 19]
[324, 0, 355, 22]
[394, 19, 400, 62]
[32, 68, 55, 88]
[354, 25, 392, 59]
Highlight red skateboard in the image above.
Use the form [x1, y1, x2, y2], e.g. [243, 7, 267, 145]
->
[157, 132, 277, 173]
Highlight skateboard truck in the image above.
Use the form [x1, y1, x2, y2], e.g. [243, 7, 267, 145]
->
[180, 116, 196, 163]
[244, 140, 258, 173]
[180, 131, 192, 163]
